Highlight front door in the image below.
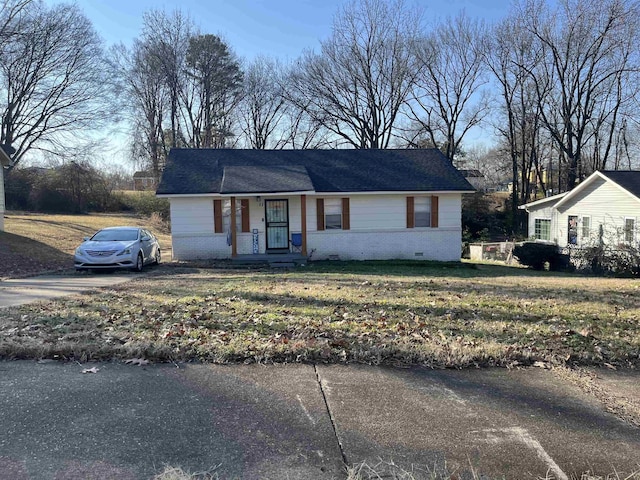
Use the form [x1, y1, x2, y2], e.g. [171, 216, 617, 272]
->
[568, 215, 578, 245]
[265, 199, 289, 252]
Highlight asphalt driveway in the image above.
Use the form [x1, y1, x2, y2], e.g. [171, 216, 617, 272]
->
[0, 274, 136, 308]
[0, 362, 637, 480]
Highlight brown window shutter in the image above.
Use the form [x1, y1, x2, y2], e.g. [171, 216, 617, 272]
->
[431, 196, 439, 228]
[214, 199, 223, 233]
[342, 198, 350, 230]
[316, 198, 325, 231]
[406, 196, 414, 228]
[241, 199, 250, 232]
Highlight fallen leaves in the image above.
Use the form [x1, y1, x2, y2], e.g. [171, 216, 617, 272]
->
[0, 265, 638, 368]
[124, 358, 150, 366]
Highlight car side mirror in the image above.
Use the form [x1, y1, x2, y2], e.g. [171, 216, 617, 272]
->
[82, 237, 89, 242]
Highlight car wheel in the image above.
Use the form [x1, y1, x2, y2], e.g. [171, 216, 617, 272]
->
[132, 253, 144, 272]
[154, 249, 161, 265]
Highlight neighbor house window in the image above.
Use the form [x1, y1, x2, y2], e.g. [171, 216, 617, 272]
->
[581, 216, 590, 240]
[324, 198, 342, 229]
[414, 196, 431, 228]
[624, 217, 636, 243]
[534, 218, 551, 241]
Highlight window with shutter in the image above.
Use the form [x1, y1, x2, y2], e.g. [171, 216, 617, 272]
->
[324, 198, 342, 229]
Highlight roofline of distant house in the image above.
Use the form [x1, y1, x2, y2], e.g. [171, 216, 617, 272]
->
[518, 192, 568, 211]
[156, 189, 474, 198]
[0, 147, 12, 167]
[554, 170, 640, 209]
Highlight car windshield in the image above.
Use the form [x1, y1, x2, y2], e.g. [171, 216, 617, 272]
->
[91, 229, 138, 242]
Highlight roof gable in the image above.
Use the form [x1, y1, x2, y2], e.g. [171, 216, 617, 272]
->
[157, 148, 474, 196]
[555, 170, 640, 209]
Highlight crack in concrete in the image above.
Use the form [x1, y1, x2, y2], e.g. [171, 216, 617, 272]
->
[314, 364, 348, 467]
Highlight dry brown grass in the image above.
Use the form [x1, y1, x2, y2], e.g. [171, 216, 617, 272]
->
[0, 212, 172, 278]
[1, 262, 638, 369]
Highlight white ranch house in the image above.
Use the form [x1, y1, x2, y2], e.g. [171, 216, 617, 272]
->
[156, 149, 474, 262]
[520, 170, 640, 248]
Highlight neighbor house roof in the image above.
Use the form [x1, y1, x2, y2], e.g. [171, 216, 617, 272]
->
[519, 192, 568, 211]
[520, 170, 640, 211]
[156, 148, 475, 196]
[554, 170, 640, 209]
[0, 145, 13, 168]
[599, 170, 640, 199]
[133, 170, 156, 178]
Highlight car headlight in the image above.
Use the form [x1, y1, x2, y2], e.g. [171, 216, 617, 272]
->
[116, 248, 132, 256]
[75, 247, 84, 255]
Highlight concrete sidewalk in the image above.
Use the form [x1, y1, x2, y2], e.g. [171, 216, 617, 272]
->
[0, 362, 638, 480]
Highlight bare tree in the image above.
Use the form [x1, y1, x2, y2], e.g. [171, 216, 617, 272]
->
[487, 14, 547, 230]
[514, 0, 640, 189]
[238, 56, 287, 149]
[141, 9, 192, 149]
[110, 41, 169, 179]
[0, 1, 114, 165]
[287, 0, 421, 149]
[0, 0, 31, 44]
[405, 12, 489, 161]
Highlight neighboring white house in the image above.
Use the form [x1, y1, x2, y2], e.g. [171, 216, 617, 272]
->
[520, 170, 640, 248]
[0, 146, 14, 232]
[156, 149, 475, 262]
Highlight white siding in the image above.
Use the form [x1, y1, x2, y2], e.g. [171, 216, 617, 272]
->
[169, 193, 464, 261]
[525, 177, 640, 248]
[526, 204, 557, 243]
[556, 177, 640, 247]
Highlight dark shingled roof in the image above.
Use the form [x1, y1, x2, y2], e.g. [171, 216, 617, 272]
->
[221, 165, 314, 193]
[601, 171, 640, 199]
[157, 148, 475, 195]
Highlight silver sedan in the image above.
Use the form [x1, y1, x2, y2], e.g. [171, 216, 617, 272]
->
[74, 226, 161, 272]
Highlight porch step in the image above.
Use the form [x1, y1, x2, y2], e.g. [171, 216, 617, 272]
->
[270, 262, 296, 268]
[231, 253, 307, 267]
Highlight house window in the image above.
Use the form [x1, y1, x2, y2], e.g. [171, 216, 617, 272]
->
[414, 196, 431, 228]
[581, 216, 590, 240]
[223, 199, 243, 232]
[534, 218, 551, 241]
[624, 218, 636, 243]
[324, 198, 342, 229]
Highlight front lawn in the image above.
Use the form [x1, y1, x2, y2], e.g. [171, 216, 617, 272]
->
[0, 212, 171, 278]
[1, 262, 638, 368]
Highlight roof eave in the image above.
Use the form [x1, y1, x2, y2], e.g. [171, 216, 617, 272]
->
[157, 189, 472, 198]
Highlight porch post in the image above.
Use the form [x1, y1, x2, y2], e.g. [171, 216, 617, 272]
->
[230, 196, 237, 258]
[301, 194, 307, 256]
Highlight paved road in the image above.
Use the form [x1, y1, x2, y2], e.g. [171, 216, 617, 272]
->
[0, 362, 637, 480]
[0, 274, 136, 308]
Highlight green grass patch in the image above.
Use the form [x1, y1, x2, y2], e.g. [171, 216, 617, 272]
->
[1, 262, 639, 367]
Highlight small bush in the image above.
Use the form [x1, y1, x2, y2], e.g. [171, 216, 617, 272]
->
[574, 244, 640, 277]
[513, 242, 561, 270]
[114, 191, 170, 221]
